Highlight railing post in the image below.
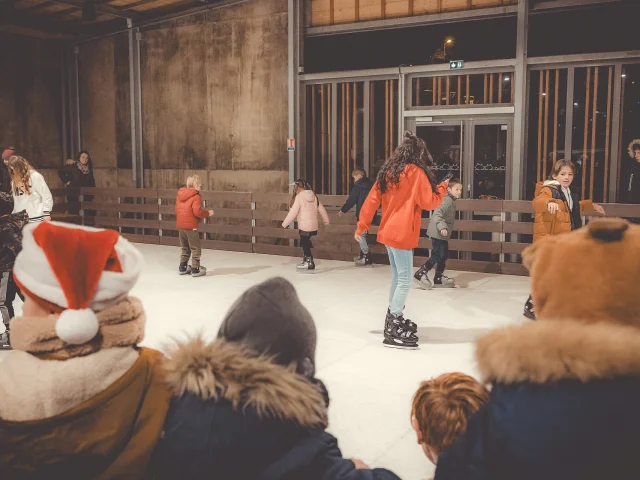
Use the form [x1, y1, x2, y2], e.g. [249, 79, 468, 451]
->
[157, 195, 162, 241]
[499, 210, 506, 264]
[251, 197, 256, 250]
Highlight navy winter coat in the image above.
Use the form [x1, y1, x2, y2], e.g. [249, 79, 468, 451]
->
[341, 177, 374, 221]
[154, 339, 400, 480]
[435, 320, 640, 480]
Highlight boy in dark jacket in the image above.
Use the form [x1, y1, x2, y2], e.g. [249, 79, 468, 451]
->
[0, 192, 28, 349]
[156, 277, 401, 480]
[435, 219, 640, 480]
[414, 179, 462, 289]
[339, 167, 374, 266]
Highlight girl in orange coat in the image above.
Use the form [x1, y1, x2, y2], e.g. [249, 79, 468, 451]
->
[356, 131, 448, 349]
[524, 159, 604, 319]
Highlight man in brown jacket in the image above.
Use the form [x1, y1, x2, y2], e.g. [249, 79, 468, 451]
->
[0, 222, 170, 479]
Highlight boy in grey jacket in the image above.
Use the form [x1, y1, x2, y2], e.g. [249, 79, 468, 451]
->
[414, 179, 462, 289]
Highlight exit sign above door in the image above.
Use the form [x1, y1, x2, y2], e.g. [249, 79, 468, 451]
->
[450, 61, 464, 69]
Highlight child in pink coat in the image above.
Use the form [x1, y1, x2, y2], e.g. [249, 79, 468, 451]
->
[282, 180, 330, 271]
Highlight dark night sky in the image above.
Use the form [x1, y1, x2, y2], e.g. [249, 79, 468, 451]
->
[305, 3, 638, 74]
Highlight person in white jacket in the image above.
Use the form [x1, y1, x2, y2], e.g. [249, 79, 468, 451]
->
[7, 156, 53, 223]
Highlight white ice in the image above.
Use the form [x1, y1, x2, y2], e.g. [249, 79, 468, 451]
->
[3, 243, 530, 480]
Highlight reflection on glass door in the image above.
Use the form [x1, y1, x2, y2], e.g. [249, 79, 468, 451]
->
[415, 123, 463, 261]
[416, 124, 462, 183]
[473, 124, 508, 200]
[471, 122, 510, 262]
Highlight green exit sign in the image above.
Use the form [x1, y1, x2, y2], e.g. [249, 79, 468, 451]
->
[450, 61, 464, 69]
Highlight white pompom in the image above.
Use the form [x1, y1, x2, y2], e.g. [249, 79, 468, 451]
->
[55, 309, 100, 345]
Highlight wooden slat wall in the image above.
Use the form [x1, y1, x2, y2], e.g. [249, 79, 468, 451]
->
[534, 69, 564, 184]
[307, 84, 333, 194]
[311, 0, 518, 25]
[54, 188, 640, 276]
[411, 72, 513, 107]
[573, 66, 616, 201]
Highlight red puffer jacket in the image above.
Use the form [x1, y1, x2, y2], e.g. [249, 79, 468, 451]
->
[175, 188, 210, 230]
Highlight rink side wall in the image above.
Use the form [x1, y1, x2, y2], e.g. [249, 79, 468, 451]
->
[0, 34, 64, 173]
[0, 0, 290, 194]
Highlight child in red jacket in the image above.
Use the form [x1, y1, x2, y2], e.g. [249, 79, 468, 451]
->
[175, 175, 213, 277]
[356, 131, 447, 349]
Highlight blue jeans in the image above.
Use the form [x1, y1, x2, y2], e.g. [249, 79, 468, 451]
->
[358, 231, 369, 254]
[386, 246, 413, 316]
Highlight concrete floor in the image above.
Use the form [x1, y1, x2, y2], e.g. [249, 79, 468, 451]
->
[2, 243, 530, 480]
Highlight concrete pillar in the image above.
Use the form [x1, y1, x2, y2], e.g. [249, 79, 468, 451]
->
[510, 0, 528, 201]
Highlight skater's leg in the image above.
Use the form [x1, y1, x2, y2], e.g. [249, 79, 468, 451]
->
[301, 236, 312, 258]
[187, 230, 202, 269]
[179, 230, 191, 265]
[386, 246, 399, 310]
[6, 273, 18, 320]
[359, 231, 369, 255]
[388, 247, 413, 316]
[0, 272, 11, 332]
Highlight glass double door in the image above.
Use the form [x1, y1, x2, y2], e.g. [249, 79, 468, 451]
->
[412, 117, 512, 261]
[413, 118, 512, 200]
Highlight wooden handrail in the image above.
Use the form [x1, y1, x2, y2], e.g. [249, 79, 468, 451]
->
[46, 188, 640, 276]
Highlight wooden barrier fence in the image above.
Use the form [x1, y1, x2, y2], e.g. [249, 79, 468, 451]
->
[49, 187, 640, 276]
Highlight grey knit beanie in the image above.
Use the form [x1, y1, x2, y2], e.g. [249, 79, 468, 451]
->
[217, 277, 317, 378]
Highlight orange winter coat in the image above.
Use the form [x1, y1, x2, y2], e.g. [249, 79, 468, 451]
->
[533, 181, 594, 242]
[357, 164, 447, 250]
[175, 187, 211, 230]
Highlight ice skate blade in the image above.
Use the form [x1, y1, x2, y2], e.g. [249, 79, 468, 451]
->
[382, 338, 419, 350]
[413, 278, 433, 290]
[432, 284, 455, 289]
[354, 262, 372, 267]
[296, 269, 316, 274]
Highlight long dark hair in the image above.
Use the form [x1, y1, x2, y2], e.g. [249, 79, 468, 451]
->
[290, 179, 312, 207]
[376, 131, 437, 194]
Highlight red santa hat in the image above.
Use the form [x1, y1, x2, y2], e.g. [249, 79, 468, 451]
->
[13, 222, 143, 345]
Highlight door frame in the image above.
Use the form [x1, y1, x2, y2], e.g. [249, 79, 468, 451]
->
[407, 115, 514, 199]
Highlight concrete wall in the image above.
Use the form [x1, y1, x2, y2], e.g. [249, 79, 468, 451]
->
[77, 33, 134, 189]
[76, 0, 289, 193]
[0, 34, 63, 175]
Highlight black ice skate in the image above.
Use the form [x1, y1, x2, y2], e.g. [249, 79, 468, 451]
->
[297, 257, 316, 272]
[413, 267, 432, 290]
[354, 252, 373, 267]
[383, 314, 418, 349]
[385, 309, 418, 335]
[191, 266, 207, 278]
[178, 263, 192, 275]
[524, 296, 536, 320]
[433, 272, 455, 288]
[0, 331, 11, 350]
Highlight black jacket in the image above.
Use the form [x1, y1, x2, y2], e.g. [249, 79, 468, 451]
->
[0, 211, 28, 272]
[154, 339, 400, 480]
[58, 163, 96, 188]
[546, 183, 582, 231]
[0, 166, 12, 194]
[341, 177, 374, 221]
[435, 320, 640, 480]
[626, 161, 640, 204]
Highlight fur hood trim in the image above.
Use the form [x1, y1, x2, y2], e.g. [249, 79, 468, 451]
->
[163, 337, 328, 429]
[477, 320, 640, 384]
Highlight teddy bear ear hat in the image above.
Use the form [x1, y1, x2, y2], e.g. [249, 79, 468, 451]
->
[13, 222, 143, 345]
[522, 218, 639, 324]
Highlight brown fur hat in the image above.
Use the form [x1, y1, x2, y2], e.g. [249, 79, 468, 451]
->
[522, 218, 640, 326]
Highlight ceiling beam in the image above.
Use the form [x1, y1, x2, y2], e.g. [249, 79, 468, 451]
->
[47, 0, 140, 19]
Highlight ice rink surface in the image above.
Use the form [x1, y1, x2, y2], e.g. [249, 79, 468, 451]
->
[4, 243, 530, 480]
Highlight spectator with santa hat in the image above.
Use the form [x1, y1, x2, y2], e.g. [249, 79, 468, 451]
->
[0, 221, 171, 477]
